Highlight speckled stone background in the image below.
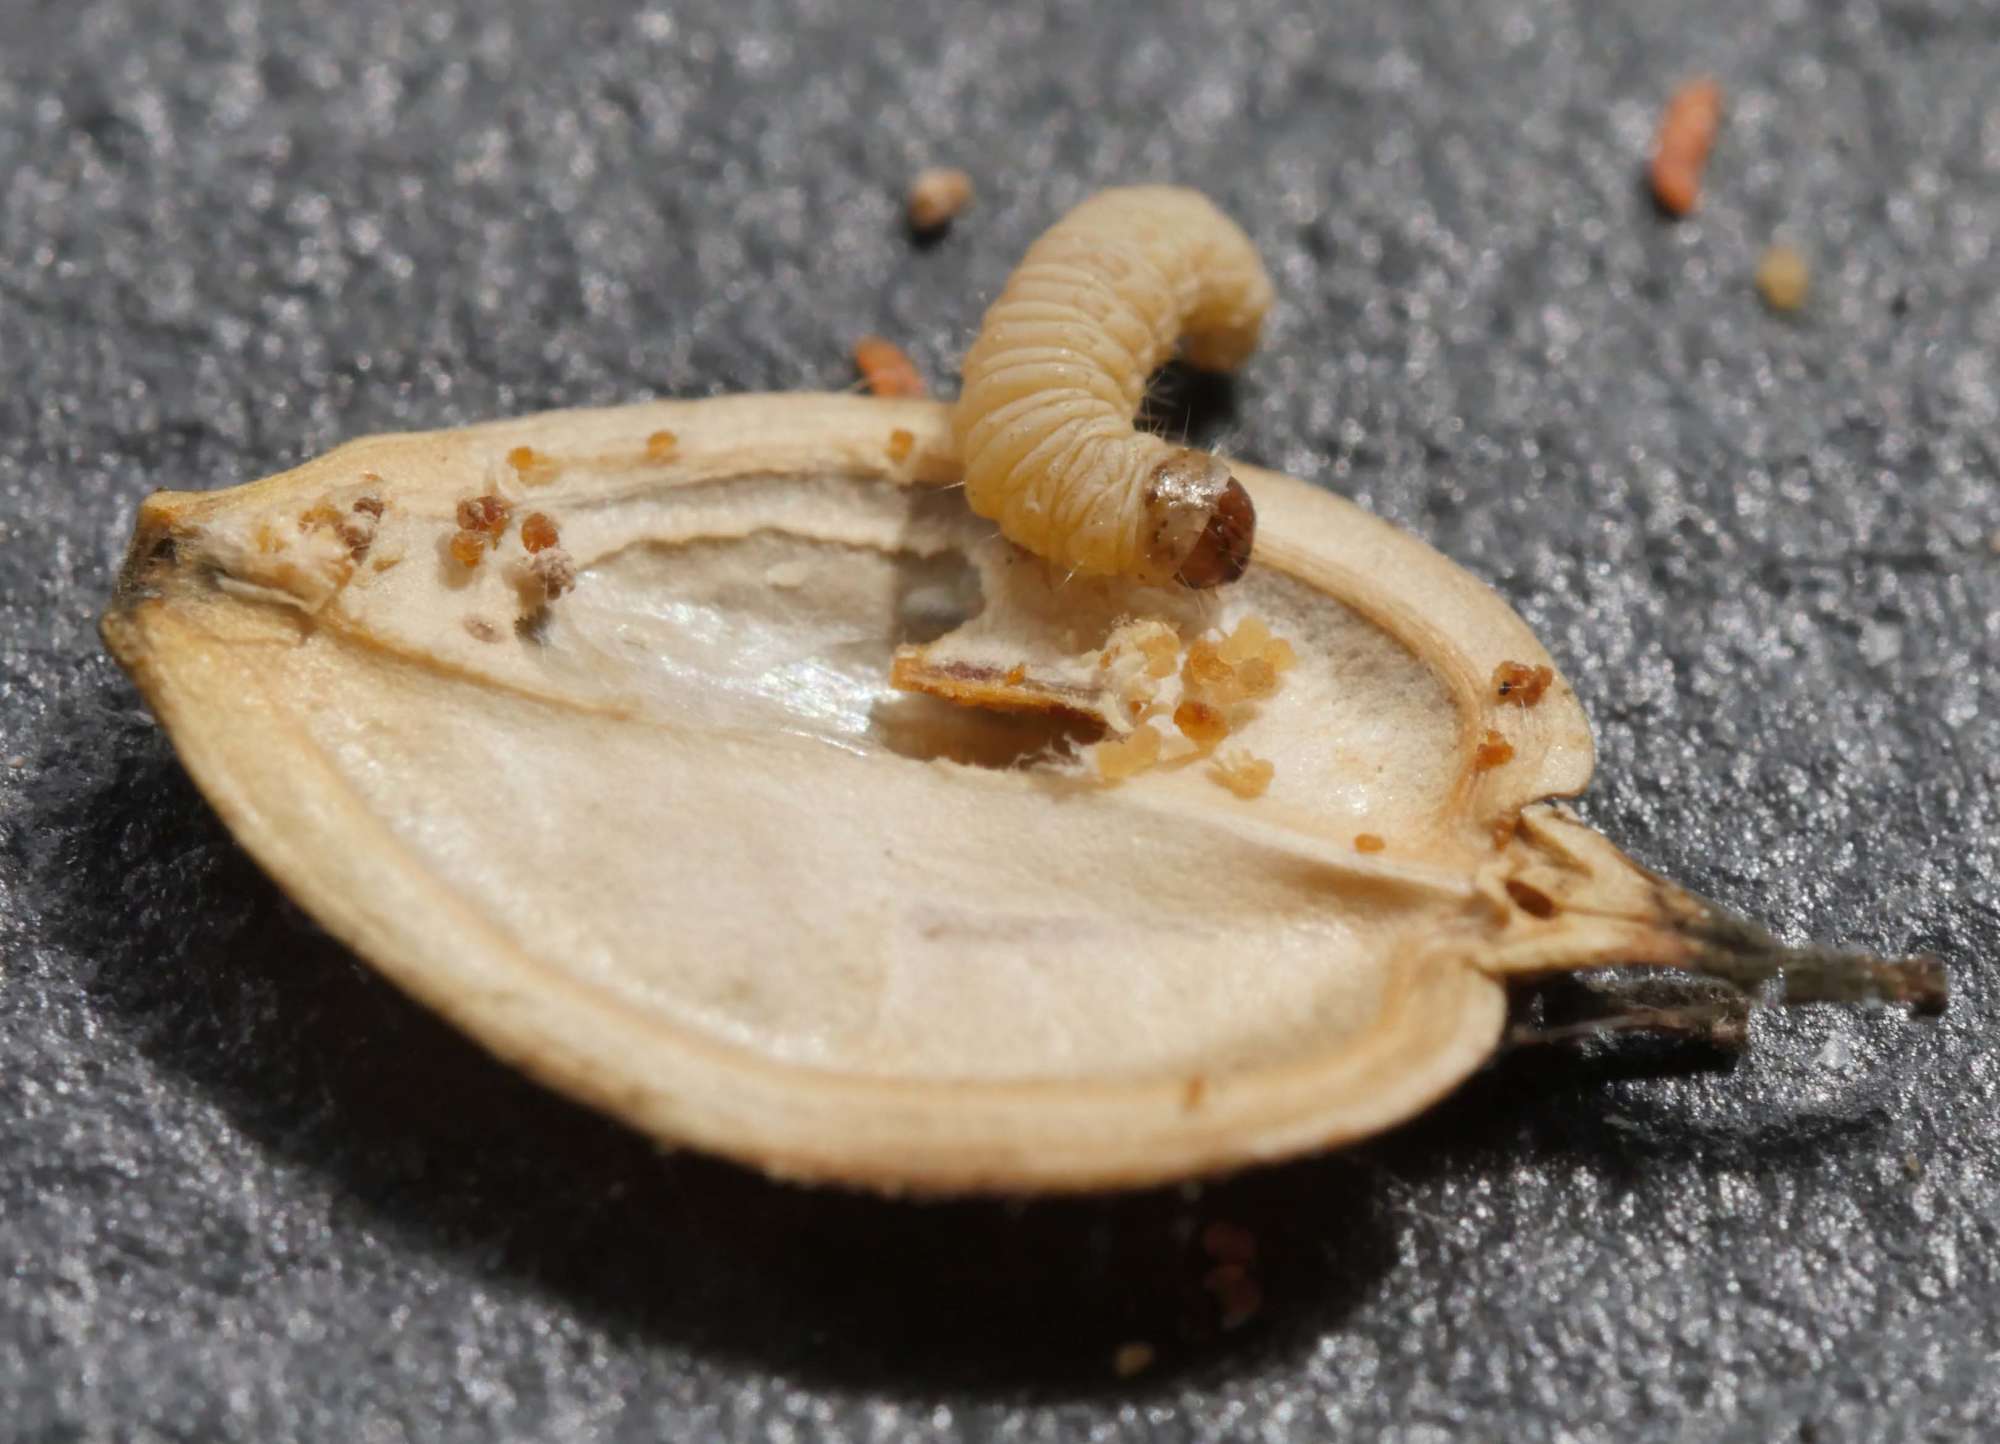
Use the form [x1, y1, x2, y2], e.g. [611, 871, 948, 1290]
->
[3, 0, 1998, 1439]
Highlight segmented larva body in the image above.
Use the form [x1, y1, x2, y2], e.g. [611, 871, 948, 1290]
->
[954, 187, 1275, 588]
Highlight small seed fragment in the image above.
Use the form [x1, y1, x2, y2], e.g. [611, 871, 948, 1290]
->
[906, 167, 974, 233]
[1473, 730, 1515, 770]
[1756, 244, 1810, 312]
[853, 336, 927, 399]
[1112, 1341, 1155, 1379]
[1651, 76, 1723, 217]
[520, 512, 559, 553]
[645, 430, 679, 461]
[886, 427, 915, 463]
[1209, 750, 1274, 798]
[1173, 699, 1229, 751]
[1354, 833, 1386, 854]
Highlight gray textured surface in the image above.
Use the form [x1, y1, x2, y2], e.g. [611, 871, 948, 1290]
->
[3, 0, 1998, 1439]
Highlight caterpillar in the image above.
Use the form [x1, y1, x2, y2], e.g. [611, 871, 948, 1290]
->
[953, 186, 1275, 588]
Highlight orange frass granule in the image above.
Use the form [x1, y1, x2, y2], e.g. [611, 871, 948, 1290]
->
[853, 336, 927, 399]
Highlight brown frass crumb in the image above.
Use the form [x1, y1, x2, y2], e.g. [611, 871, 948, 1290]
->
[1173, 698, 1229, 751]
[1135, 625, 1179, 678]
[853, 336, 927, 399]
[528, 548, 576, 601]
[1493, 660, 1553, 707]
[1202, 1264, 1264, 1331]
[335, 510, 377, 558]
[1472, 729, 1515, 770]
[1236, 655, 1279, 698]
[1200, 1220, 1258, 1266]
[1097, 723, 1163, 781]
[906, 167, 974, 232]
[1181, 639, 1242, 702]
[1209, 750, 1274, 798]
[1651, 77, 1722, 217]
[505, 445, 559, 482]
[457, 494, 513, 537]
[520, 512, 559, 553]
[301, 494, 384, 559]
[447, 529, 488, 569]
[1112, 1341, 1155, 1379]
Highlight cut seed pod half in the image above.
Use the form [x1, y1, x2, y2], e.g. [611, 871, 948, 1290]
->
[102, 394, 1941, 1194]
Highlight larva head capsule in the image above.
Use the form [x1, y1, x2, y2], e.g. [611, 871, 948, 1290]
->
[1145, 448, 1257, 589]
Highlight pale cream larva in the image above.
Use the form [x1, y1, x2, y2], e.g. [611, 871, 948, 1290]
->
[955, 186, 1275, 588]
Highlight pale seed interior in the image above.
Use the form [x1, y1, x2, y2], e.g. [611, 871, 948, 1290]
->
[218, 469, 1468, 1082]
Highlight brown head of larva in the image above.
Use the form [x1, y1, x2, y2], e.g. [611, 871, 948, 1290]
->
[1144, 448, 1257, 588]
